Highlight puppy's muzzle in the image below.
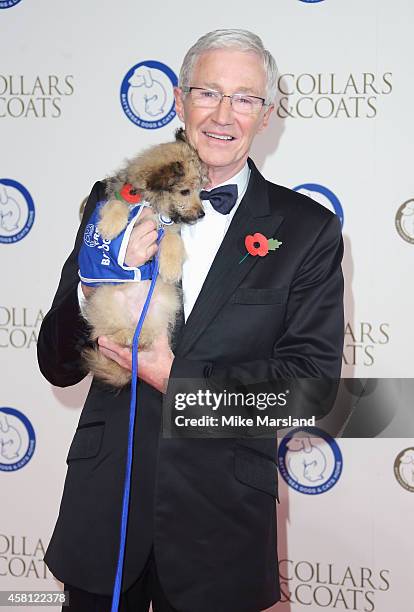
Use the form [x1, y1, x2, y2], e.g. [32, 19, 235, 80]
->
[173, 208, 205, 224]
[188, 208, 205, 222]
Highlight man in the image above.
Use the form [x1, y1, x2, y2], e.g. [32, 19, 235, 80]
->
[38, 29, 344, 612]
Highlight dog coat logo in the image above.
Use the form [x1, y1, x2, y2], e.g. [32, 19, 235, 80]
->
[120, 60, 177, 129]
[394, 447, 414, 492]
[83, 223, 100, 248]
[0, 179, 35, 243]
[0, 407, 36, 472]
[293, 183, 344, 227]
[395, 199, 414, 244]
[278, 427, 343, 494]
[0, 0, 23, 8]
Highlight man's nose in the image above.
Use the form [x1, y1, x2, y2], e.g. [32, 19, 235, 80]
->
[211, 96, 234, 124]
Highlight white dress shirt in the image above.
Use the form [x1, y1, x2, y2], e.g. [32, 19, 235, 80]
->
[78, 163, 251, 320]
[181, 163, 250, 321]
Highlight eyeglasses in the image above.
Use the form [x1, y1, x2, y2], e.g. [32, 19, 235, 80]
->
[181, 87, 268, 115]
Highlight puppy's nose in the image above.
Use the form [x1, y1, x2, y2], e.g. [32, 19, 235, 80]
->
[197, 209, 205, 219]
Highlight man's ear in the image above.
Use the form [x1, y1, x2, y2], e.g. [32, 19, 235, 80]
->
[257, 104, 274, 133]
[174, 87, 185, 122]
[147, 161, 185, 192]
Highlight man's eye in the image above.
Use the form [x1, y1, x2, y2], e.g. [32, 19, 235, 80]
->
[180, 189, 190, 196]
[237, 96, 253, 105]
[201, 90, 217, 98]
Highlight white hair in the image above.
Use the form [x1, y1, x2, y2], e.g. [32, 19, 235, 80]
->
[178, 29, 278, 105]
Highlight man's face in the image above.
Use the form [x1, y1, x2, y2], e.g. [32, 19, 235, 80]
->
[174, 49, 274, 183]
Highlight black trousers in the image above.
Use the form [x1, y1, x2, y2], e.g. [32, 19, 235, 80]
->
[63, 550, 177, 612]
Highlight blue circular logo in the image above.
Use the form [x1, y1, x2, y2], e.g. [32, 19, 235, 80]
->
[299, 1, 325, 3]
[0, 407, 36, 471]
[0, 0, 23, 8]
[120, 60, 177, 129]
[0, 179, 35, 243]
[293, 183, 344, 227]
[278, 427, 343, 494]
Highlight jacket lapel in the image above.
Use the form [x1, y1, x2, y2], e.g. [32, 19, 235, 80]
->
[175, 159, 284, 357]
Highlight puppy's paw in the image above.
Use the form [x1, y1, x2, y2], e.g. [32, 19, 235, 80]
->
[98, 199, 129, 240]
[158, 234, 184, 283]
[159, 258, 183, 284]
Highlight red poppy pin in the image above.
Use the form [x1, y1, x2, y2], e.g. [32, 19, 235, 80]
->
[116, 183, 142, 204]
[239, 232, 283, 264]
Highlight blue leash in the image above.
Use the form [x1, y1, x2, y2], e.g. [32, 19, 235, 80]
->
[110, 227, 165, 612]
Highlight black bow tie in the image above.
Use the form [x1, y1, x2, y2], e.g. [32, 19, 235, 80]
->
[200, 184, 238, 215]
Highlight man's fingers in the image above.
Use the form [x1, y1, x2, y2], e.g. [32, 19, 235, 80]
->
[98, 337, 132, 371]
[98, 336, 124, 353]
[145, 242, 158, 259]
[129, 224, 158, 250]
[139, 228, 158, 249]
[138, 207, 154, 220]
[125, 221, 158, 267]
[135, 218, 157, 235]
[99, 346, 120, 362]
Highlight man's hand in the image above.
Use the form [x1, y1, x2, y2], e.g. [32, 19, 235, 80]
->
[124, 207, 158, 267]
[98, 333, 174, 394]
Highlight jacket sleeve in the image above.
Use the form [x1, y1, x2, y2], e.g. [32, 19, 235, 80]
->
[37, 181, 106, 387]
[165, 214, 344, 416]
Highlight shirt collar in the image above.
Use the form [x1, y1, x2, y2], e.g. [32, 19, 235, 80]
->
[208, 162, 250, 197]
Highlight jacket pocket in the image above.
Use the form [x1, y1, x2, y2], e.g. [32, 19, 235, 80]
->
[230, 288, 288, 305]
[66, 421, 105, 463]
[234, 445, 279, 501]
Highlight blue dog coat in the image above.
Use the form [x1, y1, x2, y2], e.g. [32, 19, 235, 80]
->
[78, 201, 154, 286]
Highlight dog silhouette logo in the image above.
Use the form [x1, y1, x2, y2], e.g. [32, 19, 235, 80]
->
[293, 183, 344, 227]
[0, 179, 35, 243]
[0, 0, 23, 8]
[120, 60, 177, 129]
[278, 427, 343, 494]
[394, 448, 414, 492]
[395, 199, 414, 244]
[0, 408, 36, 472]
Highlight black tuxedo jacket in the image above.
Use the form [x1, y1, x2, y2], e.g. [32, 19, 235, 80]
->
[37, 159, 344, 612]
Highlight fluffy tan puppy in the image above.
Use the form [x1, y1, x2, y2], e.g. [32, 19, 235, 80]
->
[82, 129, 208, 388]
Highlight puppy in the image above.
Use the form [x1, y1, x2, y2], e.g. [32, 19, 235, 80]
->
[82, 129, 208, 388]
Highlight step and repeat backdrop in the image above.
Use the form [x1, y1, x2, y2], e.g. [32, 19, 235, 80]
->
[1, 1, 413, 611]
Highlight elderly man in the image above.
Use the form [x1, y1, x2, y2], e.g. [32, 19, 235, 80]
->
[38, 29, 344, 612]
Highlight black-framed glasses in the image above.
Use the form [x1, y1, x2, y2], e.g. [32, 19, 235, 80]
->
[181, 86, 269, 115]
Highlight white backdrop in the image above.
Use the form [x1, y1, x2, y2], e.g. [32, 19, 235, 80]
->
[1, 1, 413, 610]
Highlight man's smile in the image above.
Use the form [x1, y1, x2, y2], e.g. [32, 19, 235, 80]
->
[203, 131, 236, 141]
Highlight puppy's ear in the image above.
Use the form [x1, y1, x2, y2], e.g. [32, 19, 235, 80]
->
[175, 128, 187, 143]
[147, 161, 185, 191]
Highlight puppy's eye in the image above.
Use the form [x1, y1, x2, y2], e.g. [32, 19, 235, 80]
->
[180, 189, 190, 196]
